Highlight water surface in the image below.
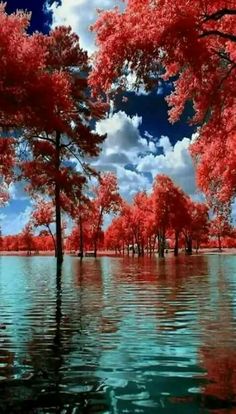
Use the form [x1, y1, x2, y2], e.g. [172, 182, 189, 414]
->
[0, 254, 236, 413]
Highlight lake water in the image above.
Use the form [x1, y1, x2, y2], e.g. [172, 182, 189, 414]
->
[0, 254, 236, 413]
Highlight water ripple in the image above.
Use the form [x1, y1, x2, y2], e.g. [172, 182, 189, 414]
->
[0, 254, 236, 413]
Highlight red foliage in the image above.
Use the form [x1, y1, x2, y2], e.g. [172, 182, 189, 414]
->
[31, 200, 55, 228]
[91, 173, 122, 255]
[19, 24, 107, 263]
[90, 0, 236, 201]
[0, 138, 15, 206]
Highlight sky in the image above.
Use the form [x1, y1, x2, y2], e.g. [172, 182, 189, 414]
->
[1, 0, 224, 234]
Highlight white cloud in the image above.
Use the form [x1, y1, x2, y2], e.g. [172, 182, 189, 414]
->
[1, 205, 33, 236]
[90, 111, 197, 201]
[95, 111, 150, 158]
[116, 167, 150, 200]
[48, 1, 149, 94]
[8, 182, 29, 201]
[48, 0, 123, 55]
[137, 135, 196, 195]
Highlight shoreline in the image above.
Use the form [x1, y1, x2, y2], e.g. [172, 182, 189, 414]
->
[0, 248, 236, 257]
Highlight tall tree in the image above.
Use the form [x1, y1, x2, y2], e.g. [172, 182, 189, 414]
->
[152, 175, 188, 257]
[21, 26, 106, 265]
[209, 202, 232, 251]
[183, 199, 209, 254]
[90, 0, 236, 201]
[92, 172, 122, 257]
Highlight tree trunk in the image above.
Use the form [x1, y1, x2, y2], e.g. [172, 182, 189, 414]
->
[137, 243, 141, 257]
[174, 230, 179, 256]
[218, 234, 222, 251]
[141, 242, 144, 256]
[152, 235, 157, 255]
[185, 236, 192, 255]
[47, 224, 56, 257]
[55, 131, 63, 265]
[94, 210, 103, 258]
[94, 240, 97, 258]
[158, 231, 165, 258]
[79, 216, 84, 259]
[196, 239, 200, 253]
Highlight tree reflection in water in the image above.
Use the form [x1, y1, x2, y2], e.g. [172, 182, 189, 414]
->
[0, 255, 236, 413]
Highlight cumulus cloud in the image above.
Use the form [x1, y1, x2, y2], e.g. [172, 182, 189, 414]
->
[47, 0, 123, 55]
[90, 110, 197, 201]
[94, 111, 154, 159]
[137, 136, 196, 195]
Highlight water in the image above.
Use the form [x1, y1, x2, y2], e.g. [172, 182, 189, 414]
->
[0, 254, 236, 413]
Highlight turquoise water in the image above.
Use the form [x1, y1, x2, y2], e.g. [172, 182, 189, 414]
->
[0, 254, 236, 413]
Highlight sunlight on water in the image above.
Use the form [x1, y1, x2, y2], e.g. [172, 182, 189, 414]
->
[0, 254, 236, 413]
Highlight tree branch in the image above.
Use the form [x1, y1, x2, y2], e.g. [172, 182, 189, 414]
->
[199, 30, 236, 42]
[31, 135, 56, 145]
[66, 147, 92, 177]
[203, 8, 236, 22]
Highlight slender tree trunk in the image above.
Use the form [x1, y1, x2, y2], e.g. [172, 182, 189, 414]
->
[196, 239, 200, 253]
[79, 216, 84, 259]
[94, 210, 103, 258]
[137, 243, 141, 257]
[158, 230, 165, 258]
[47, 224, 56, 257]
[185, 236, 192, 255]
[141, 242, 144, 256]
[174, 230, 179, 256]
[218, 234, 222, 251]
[132, 237, 135, 256]
[152, 235, 157, 255]
[55, 131, 63, 265]
[94, 240, 97, 258]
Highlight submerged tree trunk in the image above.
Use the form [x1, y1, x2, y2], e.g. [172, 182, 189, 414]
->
[94, 210, 103, 258]
[174, 230, 179, 256]
[94, 240, 97, 258]
[185, 236, 192, 255]
[196, 239, 200, 253]
[122, 242, 125, 256]
[158, 230, 165, 258]
[78, 216, 84, 259]
[218, 234, 222, 251]
[55, 131, 63, 265]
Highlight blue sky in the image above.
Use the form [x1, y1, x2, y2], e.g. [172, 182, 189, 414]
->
[1, 0, 212, 234]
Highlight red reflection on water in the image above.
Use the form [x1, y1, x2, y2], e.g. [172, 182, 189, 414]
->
[201, 347, 236, 405]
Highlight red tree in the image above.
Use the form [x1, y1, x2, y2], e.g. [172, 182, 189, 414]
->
[67, 195, 94, 258]
[92, 173, 122, 257]
[31, 199, 56, 254]
[21, 26, 107, 265]
[183, 199, 209, 254]
[152, 175, 189, 257]
[19, 224, 35, 255]
[209, 202, 233, 251]
[90, 1, 236, 202]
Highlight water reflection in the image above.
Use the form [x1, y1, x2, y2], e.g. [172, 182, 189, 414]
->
[0, 254, 235, 412]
